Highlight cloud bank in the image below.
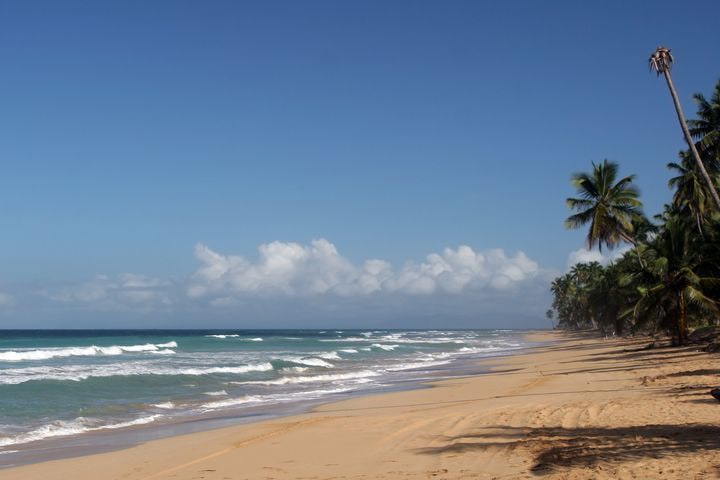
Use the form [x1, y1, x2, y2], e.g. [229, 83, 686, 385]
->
[0, 239, 557, 328]
[187, 239, 540, 301]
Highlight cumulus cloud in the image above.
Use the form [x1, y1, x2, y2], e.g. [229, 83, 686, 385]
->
[0, 239, 558, 327]
[566, 245, 631, 270]
[187, 239, 540, 302]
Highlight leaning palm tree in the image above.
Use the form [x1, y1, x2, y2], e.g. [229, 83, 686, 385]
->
[649, 46, 720, 210]
[565, 160, 645, 252]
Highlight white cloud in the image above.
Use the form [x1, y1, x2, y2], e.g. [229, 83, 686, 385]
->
[0, 239, 556, 327]
[566, 245, 631, 270]
[187, 239, 540, 303]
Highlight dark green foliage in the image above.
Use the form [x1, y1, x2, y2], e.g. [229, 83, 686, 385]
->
[565, 160, 644, 252]
[550, 79, 720, 341]
[688, 79, 720, 167]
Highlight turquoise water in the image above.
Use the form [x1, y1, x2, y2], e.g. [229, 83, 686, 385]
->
[0, 329, 527, 454]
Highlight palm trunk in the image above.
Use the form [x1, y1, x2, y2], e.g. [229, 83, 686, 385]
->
[678, 291, 688, 345]
[695, 213, 704, 238]
[614, 316, 623, 336]
[663, 70, 720, 210]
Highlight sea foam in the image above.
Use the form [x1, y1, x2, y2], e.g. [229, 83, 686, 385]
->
[0, 362, 275, 385]
[0, 342, 178, 362]
[200, 386, 353, 411]
[238, 370, 380, 386]
[0, 415, 161, 448]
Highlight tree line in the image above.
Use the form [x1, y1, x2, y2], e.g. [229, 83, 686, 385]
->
[548, 48, 720, 345]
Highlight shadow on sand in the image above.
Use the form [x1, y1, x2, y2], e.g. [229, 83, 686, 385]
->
[414, 423, 720, 475]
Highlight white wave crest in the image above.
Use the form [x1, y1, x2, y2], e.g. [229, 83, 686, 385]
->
[177, 363, 274, 376]
[0, 415, 161, 448]
[200, 395, 262, 410]
[241, 370, 380, 386]
[316, 351, 341, 360]
[386, 359, 452, 371]
[200, 387, 353, 411]
[0, 342, 178, 362]
[279, 357, 334, 368]
[318, 337, 372, 342]
[203, 390, 228, 396]
[371, 343, 399, 351]
[0, 362, 274, 385]
[204, 335, 261, 341]
[318, 336, 465, 344]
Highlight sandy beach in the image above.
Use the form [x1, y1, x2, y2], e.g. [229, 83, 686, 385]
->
[4, 331, 719, 480]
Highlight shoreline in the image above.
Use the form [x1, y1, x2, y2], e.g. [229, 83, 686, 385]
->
[5, 330, 719, 479]
[0, 330, 541, 469]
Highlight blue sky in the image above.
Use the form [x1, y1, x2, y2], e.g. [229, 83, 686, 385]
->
[1, 1, 719, 327]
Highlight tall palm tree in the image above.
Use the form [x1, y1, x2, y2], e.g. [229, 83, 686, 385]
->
[649, 46, 720, 210]
[565, 160, 644, 252]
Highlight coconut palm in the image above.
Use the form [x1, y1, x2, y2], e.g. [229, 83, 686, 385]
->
[550, 262, 605, 330]
[565, 160, 645, 252]
[688, 78, 720, 167]
[633, 217, 720, 344]
[588, 261, 633, 336]
[649, 47, 720, 210]
[668, 151, 713, 234]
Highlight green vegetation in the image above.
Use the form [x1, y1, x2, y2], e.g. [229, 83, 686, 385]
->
[549, 54, 720, 344]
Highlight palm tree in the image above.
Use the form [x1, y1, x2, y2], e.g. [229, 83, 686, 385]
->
[545, 309, 555, 329]
[688, 78, 720, 168]
[668, 151, 712, 234]
[550, 262, 605, 330]
[649, 47, 720, 210]
[588, 261, 632, 336]
[565, 160, 645, 252]
[633, 217, 720, 344]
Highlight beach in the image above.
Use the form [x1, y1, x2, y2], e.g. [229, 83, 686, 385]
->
[3, 330, 719, 479]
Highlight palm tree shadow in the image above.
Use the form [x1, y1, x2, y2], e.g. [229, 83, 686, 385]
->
[664, 368, 720, 377]
[414, 424, 720, 475]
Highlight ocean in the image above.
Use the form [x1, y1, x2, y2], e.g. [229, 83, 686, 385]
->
[0, 329, 530, 465]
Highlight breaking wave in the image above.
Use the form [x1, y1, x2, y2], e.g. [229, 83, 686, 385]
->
[0, 342, 178, 362]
